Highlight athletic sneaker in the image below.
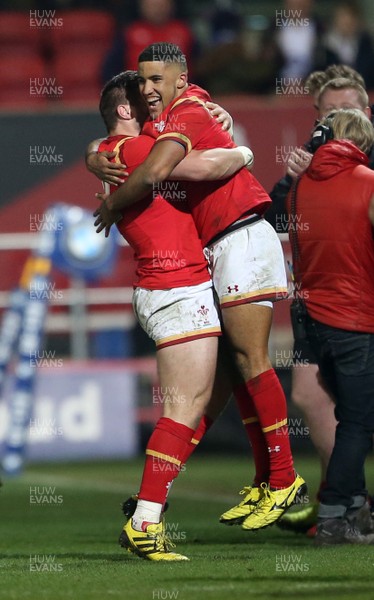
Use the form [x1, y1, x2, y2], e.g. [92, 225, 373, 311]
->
[220, 485, 265, 525]
[314, 517, 374, 546]
[242, 474, 307, 530]
[277, 502, 318, 533]
[346, 501, 374, 535]
[119, 519, 189, 561]
[121, 494, 169, 519]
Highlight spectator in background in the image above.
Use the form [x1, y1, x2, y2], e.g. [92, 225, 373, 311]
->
[209, 1, 242, 45]
[195, 4, 278, 94]
[33, 0, 121, 8]
[268, 73, 374, 537]
[287, 109, 374, 545]
[323, 0, 374, 89]
[262, 0, 326, 85]
[267, 69, 371, 227]
[306, 63, 365, 109]
[102, 0, 195, 83]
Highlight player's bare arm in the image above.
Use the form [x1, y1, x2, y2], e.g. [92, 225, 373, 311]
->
[96, 138, 185, 209]
[94, 140, 184, 235]
[170, 146, 253, 180]
[88, 137, 244, 187]
[93, 144, 253, 235]
[87, 100, 234, 186]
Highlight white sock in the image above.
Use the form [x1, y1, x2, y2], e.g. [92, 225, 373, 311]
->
[132, 499, 163, 531]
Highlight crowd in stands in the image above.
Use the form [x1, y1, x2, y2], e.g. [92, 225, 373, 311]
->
[1, 0, 374, 105]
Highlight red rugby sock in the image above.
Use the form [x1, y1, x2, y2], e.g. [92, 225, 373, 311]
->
[138, 417, 194, 504]
[246, 369, 294, 489]
[181, 414, 213, 463]
[233, 382, 270, 485]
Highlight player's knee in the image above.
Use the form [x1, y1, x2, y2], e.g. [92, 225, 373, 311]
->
[163, 401, 204, 430]
[232, 349, 271, 381]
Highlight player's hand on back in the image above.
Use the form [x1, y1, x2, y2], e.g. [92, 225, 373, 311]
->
[205, 101, 233, 133]
[286, 148, 312, 179]
[87, 151, 128, 186]
[93, 193, 123, 238]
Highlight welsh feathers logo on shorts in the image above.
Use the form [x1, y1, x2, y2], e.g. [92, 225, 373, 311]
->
[197, 305, 209, 317]
[196, 305, 211, 324]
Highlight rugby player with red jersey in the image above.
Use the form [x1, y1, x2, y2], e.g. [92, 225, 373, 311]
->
[90, 70, 253, 561]
[95, 44, 306, 537]
[99, 133, 209, 294]
[141, 83, 271, 249]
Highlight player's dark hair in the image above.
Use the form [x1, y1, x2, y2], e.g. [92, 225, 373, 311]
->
[138, 42, 187, 70]
[99, 70, 139, 132]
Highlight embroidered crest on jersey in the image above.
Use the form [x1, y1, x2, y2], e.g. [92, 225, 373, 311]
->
[154, 120, 166, 133]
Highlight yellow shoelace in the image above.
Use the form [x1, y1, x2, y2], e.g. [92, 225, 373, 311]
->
[155, 530, 176, 552]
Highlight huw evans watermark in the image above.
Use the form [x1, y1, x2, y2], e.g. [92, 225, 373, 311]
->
[29, 145, 63, 165]
[30, 10, 63, 28]
[275, 10, 310, 27]
[29, 486, 63, 505]
[30, 555, 63, 572]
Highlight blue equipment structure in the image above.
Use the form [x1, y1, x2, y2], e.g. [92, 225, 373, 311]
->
[0, 204, 118, 474]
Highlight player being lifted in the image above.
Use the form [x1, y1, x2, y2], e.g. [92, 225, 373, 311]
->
[95, 43, 306, 555]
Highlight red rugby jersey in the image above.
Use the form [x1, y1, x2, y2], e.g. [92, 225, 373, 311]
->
[142, 85, 271, 246]
[98, 134, 209, 289]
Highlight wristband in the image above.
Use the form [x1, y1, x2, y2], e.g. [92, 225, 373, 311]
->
[236, 146, 254, 169]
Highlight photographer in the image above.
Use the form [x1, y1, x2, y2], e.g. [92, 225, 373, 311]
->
[268, 74, 374, 536]
[288, 109, 374, 545]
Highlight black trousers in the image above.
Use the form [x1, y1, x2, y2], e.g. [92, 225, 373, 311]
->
[305, 315, 374, 509]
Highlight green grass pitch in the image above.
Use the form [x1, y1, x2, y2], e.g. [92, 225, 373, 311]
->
[1, 455, 373, 600]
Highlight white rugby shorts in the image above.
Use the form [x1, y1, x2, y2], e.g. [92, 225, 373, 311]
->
[204, 218, 288, 308]
[133, 280, 221, 349]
